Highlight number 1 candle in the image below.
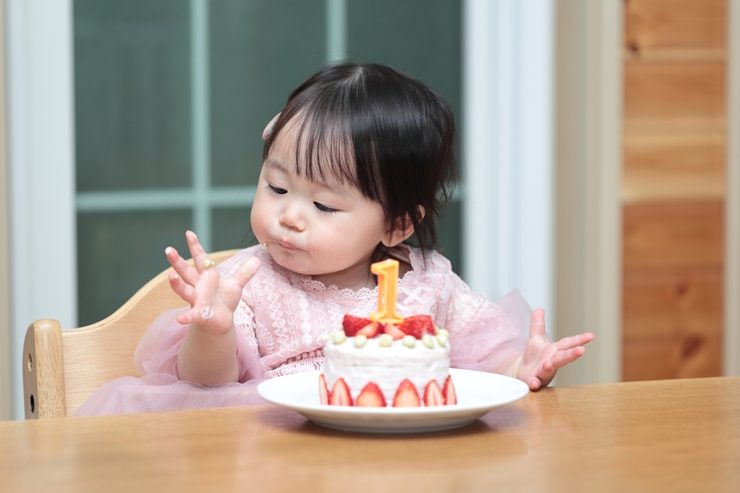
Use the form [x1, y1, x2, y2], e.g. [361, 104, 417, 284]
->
[370, 259, 403, 324]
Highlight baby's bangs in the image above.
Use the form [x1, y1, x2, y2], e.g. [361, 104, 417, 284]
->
[292, 112, 359, 190]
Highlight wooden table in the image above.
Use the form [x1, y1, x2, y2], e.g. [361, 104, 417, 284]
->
[2, 377, 739, 492]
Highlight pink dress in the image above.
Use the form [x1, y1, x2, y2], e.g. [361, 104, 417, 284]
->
[74, 244, 531, 416]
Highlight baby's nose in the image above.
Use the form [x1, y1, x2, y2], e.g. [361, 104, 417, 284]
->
[279, 201, 306, 231]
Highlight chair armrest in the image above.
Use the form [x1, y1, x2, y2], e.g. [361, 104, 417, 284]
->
[23, 320, 67, 419]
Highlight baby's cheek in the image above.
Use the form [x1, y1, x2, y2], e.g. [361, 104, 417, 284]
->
[250, 202, 269, 237]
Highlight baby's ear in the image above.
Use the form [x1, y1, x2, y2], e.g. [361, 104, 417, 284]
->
[382, 207, 425, 247]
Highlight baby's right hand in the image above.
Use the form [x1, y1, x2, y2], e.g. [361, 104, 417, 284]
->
[165, 231, 260, 336]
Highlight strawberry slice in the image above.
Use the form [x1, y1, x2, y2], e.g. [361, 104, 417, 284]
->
[392, 379, 420, 407]
[319, 374, 331, 405]
[330, 378, 353, 406]
[382, 323, 406, 341]
[356, 382, 386, 407]
[423, 380, 444, 406]
[398, 315, 436, 339]
[443, 375, 457, 405]
[342, 314, 373, 337]
[356, 321, 381, 338]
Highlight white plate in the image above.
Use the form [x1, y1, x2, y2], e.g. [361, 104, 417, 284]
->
[257, 368, 529, 434]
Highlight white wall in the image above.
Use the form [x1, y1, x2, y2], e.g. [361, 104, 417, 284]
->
[553, 0, 623, 385]
[6, 0, 76, 419]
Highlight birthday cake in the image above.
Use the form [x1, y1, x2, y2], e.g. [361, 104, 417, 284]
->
[319, 260, 457, 407]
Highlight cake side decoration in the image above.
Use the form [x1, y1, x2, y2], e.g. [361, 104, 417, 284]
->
[320, 259, 457, 407]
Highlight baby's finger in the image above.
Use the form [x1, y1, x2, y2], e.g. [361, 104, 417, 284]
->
[168, 271, 197, 305]
[536, 359, 557, 384]
[166, 246, 200, 286]
[231, 257, 261, 289]
[550, 346, 587, 370]
[528, 376, 542, 391]
[528, 308, 546, 339]
[555, 332, 595, 351]
[185, 231, 211, 274]
[176, 309, 197, 325]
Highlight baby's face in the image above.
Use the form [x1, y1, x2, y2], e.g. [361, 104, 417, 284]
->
[251, 118, 391, 290]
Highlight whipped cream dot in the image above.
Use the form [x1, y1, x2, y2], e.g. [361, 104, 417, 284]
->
[402, 335, 416, 348]
[354, 334, 368, 348]
[379, 334, 393, 347]
[421, 333, 435, 349]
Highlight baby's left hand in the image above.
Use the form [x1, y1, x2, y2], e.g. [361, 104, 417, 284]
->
[517, 309, 594, 390]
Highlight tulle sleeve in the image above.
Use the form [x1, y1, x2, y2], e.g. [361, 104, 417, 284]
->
[133, 306, 190, 377]
[134, 273, 268, 382]
[444, 274, 532, 374]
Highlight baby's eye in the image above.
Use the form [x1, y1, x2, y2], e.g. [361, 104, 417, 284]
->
[314, 202, 338, 213]
[267, 184, 287, 195]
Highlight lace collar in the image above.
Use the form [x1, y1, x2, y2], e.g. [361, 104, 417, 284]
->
[286, 244, 420, 300]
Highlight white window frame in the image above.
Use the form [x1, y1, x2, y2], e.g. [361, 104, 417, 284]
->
[463, 0, 555, 332]
[7, 0, 76, 419]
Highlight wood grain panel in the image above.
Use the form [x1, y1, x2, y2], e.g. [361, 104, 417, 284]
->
[624, 61, 726, 120]
[622, 267, 722, 340]
[624, 0, 726, 53]
[623, 201, 723, 268]
[622, 129, 725, 202]
[621, 0, 727, 383]
[622, 336, 722, 381]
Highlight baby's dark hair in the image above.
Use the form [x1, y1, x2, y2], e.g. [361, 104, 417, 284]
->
[262, 62, 458, 254]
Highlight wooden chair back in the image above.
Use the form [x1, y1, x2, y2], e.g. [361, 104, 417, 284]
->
[22, 250, 238, 418]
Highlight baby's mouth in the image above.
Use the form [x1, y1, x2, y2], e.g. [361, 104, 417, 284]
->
[277, 239, 297, 250]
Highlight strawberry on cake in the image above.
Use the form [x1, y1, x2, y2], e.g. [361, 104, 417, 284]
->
[320, 314, 457, 407]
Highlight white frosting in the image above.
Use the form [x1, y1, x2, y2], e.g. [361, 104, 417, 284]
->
[323, 336, 450, 404]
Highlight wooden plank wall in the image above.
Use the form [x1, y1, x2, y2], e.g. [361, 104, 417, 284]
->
[622, 0, 727, 380]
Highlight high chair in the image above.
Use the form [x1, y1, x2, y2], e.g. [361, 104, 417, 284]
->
[22, 250, 238, 419]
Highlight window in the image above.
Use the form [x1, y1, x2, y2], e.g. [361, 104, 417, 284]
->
[74, 0, 462, 324]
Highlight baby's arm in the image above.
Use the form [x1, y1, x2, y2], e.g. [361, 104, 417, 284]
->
[165, 231, 260, 386]
[514, 309, 594, 390]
